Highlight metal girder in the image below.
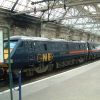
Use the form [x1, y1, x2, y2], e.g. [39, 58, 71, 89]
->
[93, 4, 100, 31]
[58, 7, 70, 22]
[58, 14, 100, 20]
[84, 26, 100, 30]
[14, 0, 100, 14]
[35, 0, 100, 12]
[83, 26, 100, 29]
[72, 22, 100, 25]
[11, 0, 19, 12]
[72, 5, 100, 33]
[85, 29, 100, 31]
[31, 0, 58, 5]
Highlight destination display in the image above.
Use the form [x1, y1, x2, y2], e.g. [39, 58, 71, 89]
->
[0, 30, 4, 63]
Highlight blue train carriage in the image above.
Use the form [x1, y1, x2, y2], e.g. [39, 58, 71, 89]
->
[87, 42, 100, 60]
[46, 39, 70, 69]
[68, 41, 88, 64]
[1, 36, 88, 78]
[3, 36, 54, 77]
[1, 36, 98, 79]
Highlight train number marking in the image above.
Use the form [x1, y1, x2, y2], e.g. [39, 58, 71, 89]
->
[37, 53, 53, 62]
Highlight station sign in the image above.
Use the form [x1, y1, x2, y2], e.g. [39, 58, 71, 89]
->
[0, 30, 4, 63]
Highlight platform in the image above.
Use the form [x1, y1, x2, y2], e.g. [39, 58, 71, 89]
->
[0, 60, 100, 100]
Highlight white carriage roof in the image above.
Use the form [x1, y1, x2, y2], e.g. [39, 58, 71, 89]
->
[10, 36, 50, 41]
[10, 35, 87, 43]
[0, 0, 100, 36]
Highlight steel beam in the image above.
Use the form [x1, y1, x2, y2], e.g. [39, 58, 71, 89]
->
[68, 22, 100, 25]
[58, 14, 100, 20]
[36, 0, 100, 11]
[11, 0, 19, 12]
[83, 27, 100, 30]
[15, 0, 100, 14]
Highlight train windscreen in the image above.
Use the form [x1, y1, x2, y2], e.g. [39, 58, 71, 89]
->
[4, 40, 18, 49]
[4, 40, 18, 59]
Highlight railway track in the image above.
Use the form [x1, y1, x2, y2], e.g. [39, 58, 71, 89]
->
[0, 59, 99, 92]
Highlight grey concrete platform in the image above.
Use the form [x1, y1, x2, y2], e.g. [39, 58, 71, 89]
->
[0, 60, 100, 100]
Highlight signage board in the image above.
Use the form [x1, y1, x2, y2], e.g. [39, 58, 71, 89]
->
[0, 30, 4, 63]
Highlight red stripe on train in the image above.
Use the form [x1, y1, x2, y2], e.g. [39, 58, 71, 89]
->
[69, 50, 88, 54]
[69, 49, 100, 54]
[88, 49, 100, 52]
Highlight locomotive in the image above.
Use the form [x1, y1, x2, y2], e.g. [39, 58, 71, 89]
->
[0, 36, 100, 79]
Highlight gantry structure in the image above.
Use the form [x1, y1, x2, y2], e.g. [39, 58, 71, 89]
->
[0, 0, 100, 35]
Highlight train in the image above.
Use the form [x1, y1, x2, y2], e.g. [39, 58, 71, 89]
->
[0, 36, 100, 79]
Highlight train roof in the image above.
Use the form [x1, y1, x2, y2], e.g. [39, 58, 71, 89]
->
[5, 35, 87, 43]
[9, 36, 50, 41]
[51, 38, 67, 42]
[87, 41, 100, 44]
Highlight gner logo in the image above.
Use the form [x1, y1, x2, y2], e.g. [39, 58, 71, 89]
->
[37, 53, 53, 62]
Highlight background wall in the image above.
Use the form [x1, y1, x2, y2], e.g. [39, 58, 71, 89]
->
[0, 8, 100, 42]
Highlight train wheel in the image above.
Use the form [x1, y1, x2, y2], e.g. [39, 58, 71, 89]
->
[79, 58, 84, 63]
[22, 68, 34, 77]
[34, 64, 48, 74]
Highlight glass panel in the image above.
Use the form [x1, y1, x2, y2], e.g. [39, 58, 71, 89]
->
[4, 40, 18, 49]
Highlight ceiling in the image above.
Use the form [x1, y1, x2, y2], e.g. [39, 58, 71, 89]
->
[0, 0, 100, 35]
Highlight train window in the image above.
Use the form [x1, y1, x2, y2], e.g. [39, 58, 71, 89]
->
[24, 41, 33, 48]
[34, 41, 44, 52]
[30, 41, 34, 48]
[4, 40, 18, 49]
[66, 43, 69, 49]
[47, 42, 54, 51]
[60, 43, 67, 51]
[69, 42, 80, 51]
[84, 44, 87, 49]
[47, 42, 67, 51]
[18, 41, 24, 47]
[76, 43, 80, 50]
[96, 44, 100, 49]
[92, 45, 95, 49]
[68, 43, 73, 51]
[53, 42, 61, 51]
[89, 43, 96, 50]
[31, 41, 35, 47]
[44, 44, 47, 51]
[79, 43, 85, 50]
[24, 41, 29, 47]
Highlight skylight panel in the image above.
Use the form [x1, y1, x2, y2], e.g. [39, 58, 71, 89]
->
[42, 8, 66, 20]
[29, 11, 43, 17]
[84, 5, 96, 13]
[14, 5, 25, 12]
[0, 0, 5, 6]
[18, 0, 28, 6]
[31, 0, 43, 2]
[0, 0, 14, 9]
[88, 6, 96, 13]
[61, 20, 71, 25]
[50, 8, 65, 18]
[74, 25, 83, 29]
[84, 6, 88, 10]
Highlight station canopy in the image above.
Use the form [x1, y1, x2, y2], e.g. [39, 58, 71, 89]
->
[0, 0, 100, 35]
